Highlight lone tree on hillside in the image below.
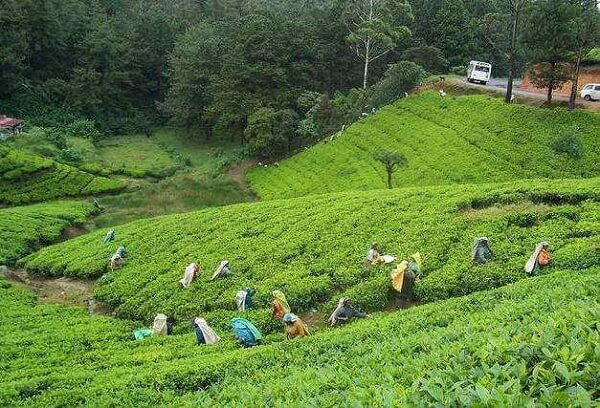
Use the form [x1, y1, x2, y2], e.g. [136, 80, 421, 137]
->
[343, 0, 412, 89]
[374, 150, 406, 189]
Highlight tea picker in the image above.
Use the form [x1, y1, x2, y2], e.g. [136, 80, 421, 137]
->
[365, 242, 396, 268]
[283, 313, 310, 339]
[328, 298, 368, 327]
[109, 246, 127, 271]
[236, 287, 255, 311]
[391, 252, 422, 307]
[179, 263, 200, 288]
[231, 318, 262, 347]
[103, 229, 115, 245]
[191, 317, 220, 345]
[271, 290, 291, 320]
[134, 313, 174, 340]
[525, 242, 551, 276]
[211, 260, 233, 280]
[471, 237, 492, 264]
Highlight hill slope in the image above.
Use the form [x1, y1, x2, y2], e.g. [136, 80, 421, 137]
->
[1, 268, 598, 406]
[0, 147, 124, 206]
[247, 92, 600, 199]
[22, 178, 600, 333]
[0, 201, 96, 265]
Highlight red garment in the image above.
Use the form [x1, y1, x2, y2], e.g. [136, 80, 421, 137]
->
[272, 300, 285, 319]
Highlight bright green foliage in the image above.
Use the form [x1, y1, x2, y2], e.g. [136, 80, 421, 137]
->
[0, 147, 124, 206]
[0, 267, 598, 406]
[21, 178, 600, 333]
[0, 201, 96, 265]
[247, 92, 600, 199]
[77, 134, 181, 178]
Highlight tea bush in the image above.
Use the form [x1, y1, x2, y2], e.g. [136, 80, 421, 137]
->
[247, 92, 600, 199]
[0, 147, 125, 206]
[1, 267, 598, 406]
[22, 178, 600, 332]
[0, 201, 96, 265]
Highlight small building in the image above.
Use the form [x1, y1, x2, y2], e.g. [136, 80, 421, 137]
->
[0, 115, 23, 139]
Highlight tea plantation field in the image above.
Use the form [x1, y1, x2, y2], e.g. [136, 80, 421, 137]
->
[22, 178, 600, 334]
[247, 92, 600, 199]
[0, 201, 96, 265]
[0, 147, 125, 206]
[1, 267, 598, 406]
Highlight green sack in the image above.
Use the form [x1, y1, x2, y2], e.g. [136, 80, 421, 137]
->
[133, 328, 152, 340]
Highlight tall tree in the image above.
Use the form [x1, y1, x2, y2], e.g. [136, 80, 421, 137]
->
[568, 0, 600, 110]
[343, 0, 412, 88]
[523, 0, 579, 103]
[504, 0, 531, 103]
[480, 1, 531, 103]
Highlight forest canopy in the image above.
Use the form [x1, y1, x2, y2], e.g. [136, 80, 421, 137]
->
[1, 0, 596, 157]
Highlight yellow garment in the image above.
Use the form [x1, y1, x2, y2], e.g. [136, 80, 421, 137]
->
[391, 261, 408, 292]
[285, 319, 310, 339]
[411, 252, 422, 270]
[272, 290, 291, 314]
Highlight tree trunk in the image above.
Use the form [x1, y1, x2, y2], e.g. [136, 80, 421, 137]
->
[363, 40, 370, 89]
[505, 9, 520, 104]
[569, 48, 582, 110]
[547, 86, 553, 104]
[387, 170, 392, 189]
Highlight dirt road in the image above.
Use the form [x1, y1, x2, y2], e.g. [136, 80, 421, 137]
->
[462, 78, 600, 111]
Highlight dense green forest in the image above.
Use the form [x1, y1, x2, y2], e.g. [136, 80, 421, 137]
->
[0, 0, 542, 153]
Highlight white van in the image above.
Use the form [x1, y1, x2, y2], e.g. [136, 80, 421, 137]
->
[580, 83, 600, 101]
[467, 61, 492, 85]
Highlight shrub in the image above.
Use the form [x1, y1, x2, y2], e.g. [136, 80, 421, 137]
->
[370, 61, 425, 109]
[450, 65, 467, 76]
[66, 119, 103, 143]
[551, 131, 584, 160]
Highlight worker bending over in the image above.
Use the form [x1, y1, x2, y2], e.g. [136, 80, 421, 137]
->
[191, 317, 220, 345]
[472, 237, 492, 264]
[109, 246, 127, 271]
[236, 287, 255, 311]
[391, 252, 422, 307]
[179, 263, 200, 288]
[283, 313, 310, 339]
[272, 290, 291, 320]
[328, 298, 367, 326]
[211, 260, 233, 280]
[231, 318, 262, 347]
[525, 241, 551, 275]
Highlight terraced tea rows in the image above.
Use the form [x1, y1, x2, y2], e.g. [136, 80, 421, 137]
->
[0, 201, 96, 264]
[1, 267, 597, 406]
[247, 92, 600, 199]
[22, 178, 600, 333]
[0, 147, 125, 206]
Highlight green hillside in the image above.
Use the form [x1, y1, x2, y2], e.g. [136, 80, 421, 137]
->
[247, 92, 600, 199]
[0, 201, 96, 265]
[0, 147, 125, 206]
[1, 267, 598, 406]
[22, 178, 600, 334]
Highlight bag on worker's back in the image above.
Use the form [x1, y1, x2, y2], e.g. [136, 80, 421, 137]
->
[133, 328, 152, 340]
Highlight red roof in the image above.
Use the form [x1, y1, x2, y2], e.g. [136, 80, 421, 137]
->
[0, 115, 23, 129]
